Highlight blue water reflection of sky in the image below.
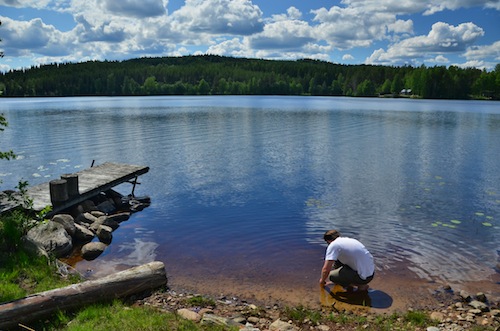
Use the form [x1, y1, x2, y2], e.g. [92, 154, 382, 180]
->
[1, 96, 499, 292]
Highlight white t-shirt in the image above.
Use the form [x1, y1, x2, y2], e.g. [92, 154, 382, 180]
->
[325, 237, 375, 280]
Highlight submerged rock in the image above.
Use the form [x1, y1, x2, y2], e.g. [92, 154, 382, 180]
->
[81, 242, 107, 260]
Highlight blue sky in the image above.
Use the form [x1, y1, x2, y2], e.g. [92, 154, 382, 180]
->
[0, 0, 499, 72]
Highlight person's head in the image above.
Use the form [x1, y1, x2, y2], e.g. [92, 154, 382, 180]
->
[323, 229, 340, 243]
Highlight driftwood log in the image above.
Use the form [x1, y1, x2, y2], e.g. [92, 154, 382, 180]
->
[0, 261, 167, 330]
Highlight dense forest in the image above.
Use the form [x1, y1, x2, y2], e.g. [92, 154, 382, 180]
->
[1, 55, 499, 99]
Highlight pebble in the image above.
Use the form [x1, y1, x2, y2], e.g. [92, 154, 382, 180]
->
[136, 285, 500, 331]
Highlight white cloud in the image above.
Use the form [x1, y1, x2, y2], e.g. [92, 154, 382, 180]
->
[170, 0, 263, 35]
[270, 6, 302, 21]
[342, 54, 354, 60]
[0, 0, 498, 70]
[249, 19, 314, 50]
[0, 16, 71, 57]
[428, 55, 449, 63]
[103, 0, 167, 18]
[463, 41, 500, 61]
[387, 19, 414, 34]
[74, 15, 128, 43]
[339, 0, 500, 15]
[366, 22, 485, 65]
[206, 38, 252, 58]
[423, 0, 500, 14]
[455, 60, 489, 70]
[311, 6, 404, 49]
[0, 0, 52, 9]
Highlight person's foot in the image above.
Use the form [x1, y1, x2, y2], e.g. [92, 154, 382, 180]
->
[345, 285, 355, 292]
[356, 284, 369, 292]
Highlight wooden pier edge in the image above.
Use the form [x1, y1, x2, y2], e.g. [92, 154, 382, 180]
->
[0, 261, 167, 329]
[0, 162, 150, 215]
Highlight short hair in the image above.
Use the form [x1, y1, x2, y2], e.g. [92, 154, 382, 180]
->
[323, 229, 341, 242]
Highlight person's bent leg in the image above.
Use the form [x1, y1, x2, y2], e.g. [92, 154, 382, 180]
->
[328, 265, 359, 287]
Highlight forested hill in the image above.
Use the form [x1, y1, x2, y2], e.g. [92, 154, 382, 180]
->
[1, 55, 499, 99]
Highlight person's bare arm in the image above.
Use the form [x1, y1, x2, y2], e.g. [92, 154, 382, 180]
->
[319, 260, 334, 285]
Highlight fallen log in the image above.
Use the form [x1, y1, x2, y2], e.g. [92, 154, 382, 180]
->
[0, 261, 168, 330]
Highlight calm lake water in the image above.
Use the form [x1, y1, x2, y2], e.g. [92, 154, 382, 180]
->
[1, 96, 499, 305]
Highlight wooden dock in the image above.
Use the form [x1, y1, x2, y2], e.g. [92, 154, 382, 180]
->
[0, 162, 149, 215]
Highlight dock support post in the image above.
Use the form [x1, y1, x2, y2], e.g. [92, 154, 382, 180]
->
[61, 174, 79, 198]
[49, 179, 68, 207]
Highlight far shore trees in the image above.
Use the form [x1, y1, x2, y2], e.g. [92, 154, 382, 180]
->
[0, 55, 499, 100]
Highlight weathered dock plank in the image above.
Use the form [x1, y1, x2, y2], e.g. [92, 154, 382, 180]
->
[0, 162, 149, 215]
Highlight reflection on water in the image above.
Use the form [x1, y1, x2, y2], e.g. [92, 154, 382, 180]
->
[1, 96, 499, 303]
[321, 284, 393, 310]
[77, 237, 159, 278]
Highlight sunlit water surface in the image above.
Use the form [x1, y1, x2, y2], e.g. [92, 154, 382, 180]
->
[1, 96, 499, 305]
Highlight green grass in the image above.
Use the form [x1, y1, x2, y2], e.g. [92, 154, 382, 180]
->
[0, 211, 80, 303]
[51, 300, 235, 331]
[184, 295, 216, 308]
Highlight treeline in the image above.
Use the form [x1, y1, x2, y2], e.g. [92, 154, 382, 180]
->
[1, 55, 499, 99]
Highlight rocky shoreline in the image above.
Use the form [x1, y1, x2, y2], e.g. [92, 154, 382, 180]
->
[133, 284, 500, 331]
[21, 189, 150, 261]
[15, 189, 500, 330]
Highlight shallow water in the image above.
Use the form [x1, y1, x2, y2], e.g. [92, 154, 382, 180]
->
[1, 96, 499, 307]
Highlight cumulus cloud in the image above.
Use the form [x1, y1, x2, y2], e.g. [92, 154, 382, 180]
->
[366, 22, 484, 65]
[463, 41, 500, 61]
[74, 15, 128, 43]
[0, 0, 52, 9]
[428, 55, 449, 63]
[339, 0, 500, 15]
[387, 19, 414, 34]
[0, 16, 71, 57]
[270, 6, 302, 21]
[423, 0, 500, 14]
[103, 0, 166, 18]
[170, 0, 263, 35]
[249, 19, 314, 50]
[0, 0, 497, 70]
[206, 38, 252, 57]
[311, 6, 405, 49]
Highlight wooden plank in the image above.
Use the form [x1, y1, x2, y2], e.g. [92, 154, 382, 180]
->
[0, 162, 149, 215]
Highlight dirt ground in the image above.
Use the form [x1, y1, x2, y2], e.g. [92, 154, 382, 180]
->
[163, 266, 500, 314]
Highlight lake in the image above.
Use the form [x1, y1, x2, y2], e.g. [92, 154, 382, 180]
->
[1, 96, 499, 307]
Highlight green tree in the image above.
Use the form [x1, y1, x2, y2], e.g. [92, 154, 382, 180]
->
[197, 79, 211, 95]
[473, 70, 497, 98]
[142, 76, 159, 95]
[391, 73, 403, 94]
[355, 79, 376, 96]
[379, 79, 392, 95]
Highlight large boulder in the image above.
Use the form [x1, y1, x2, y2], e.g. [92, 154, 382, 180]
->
[81, 242, 107, 260]
[97, 200, 116, 214]
[25, 221, 72, 257]
[75, 212, 99, 225]
[51, 214, 76, 236]
[96, 225, 113, 244]
[107, 212, 130, 223]
[74, 223, 95, 242]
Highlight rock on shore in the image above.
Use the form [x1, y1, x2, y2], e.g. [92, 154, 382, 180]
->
[135, 285, 499, 331]
[23, 191, 149, 260]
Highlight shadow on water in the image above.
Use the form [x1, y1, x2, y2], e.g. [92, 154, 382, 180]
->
[320, 284, 393, 310]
